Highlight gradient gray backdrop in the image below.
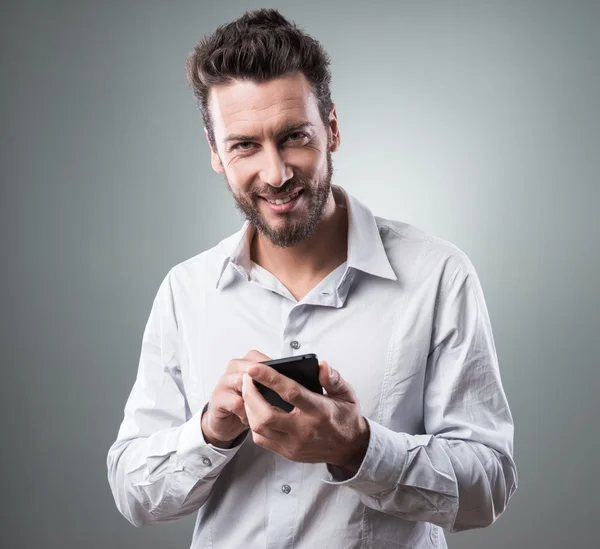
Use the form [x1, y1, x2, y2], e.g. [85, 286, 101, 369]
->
[2, 1, 598, 548]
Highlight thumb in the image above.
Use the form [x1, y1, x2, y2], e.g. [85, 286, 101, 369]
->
[319, 361, 352, 399]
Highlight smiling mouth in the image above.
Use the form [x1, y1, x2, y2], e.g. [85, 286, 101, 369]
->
[258, 189, 304, 214]
[262, 190, 302, 205]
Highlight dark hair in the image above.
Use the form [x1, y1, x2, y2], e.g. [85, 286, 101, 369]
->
[185, 9, 333, 149]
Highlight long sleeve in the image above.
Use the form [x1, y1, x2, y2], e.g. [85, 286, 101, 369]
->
[323, 254, 518, 532]
[106, 270, 249, 527]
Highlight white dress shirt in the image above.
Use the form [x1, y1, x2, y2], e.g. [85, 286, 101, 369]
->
[107, 184, 517, 549]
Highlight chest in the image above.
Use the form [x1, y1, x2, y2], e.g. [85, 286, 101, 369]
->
[178, 275, 434, 434]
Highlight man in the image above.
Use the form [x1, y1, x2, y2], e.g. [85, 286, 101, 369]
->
[107, 9, 517, 549]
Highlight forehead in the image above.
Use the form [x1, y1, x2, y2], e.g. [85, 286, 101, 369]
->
[208, 72, 321, 138]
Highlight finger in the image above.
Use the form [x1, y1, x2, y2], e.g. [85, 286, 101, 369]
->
[247, 364, 318, 412]
[242, 373, 289, 434]
[242, 349, 272, 363]
[318, 360, 330, 393]
[248, 418, 288, 441]
[221, 372, 245, 394]
[225, 358, 254, 375]
[231, 395, 249, 424]
[251, 430, 288, 456]
[226, 353, 271, 376]
[319, 362, 356, 402]
[212, 392, 247, 422]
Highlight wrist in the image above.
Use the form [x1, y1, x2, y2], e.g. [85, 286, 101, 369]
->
[201, 409, 238, 449]
[338, 417, 370, 475]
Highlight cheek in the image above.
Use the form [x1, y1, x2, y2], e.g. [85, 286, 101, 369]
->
[286, 148, 320, 169]
[283, 149, 324, 181]
[225, 160, 256, 193]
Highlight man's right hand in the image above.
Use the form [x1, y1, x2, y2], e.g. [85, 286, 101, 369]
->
[201, 349, 271, 448]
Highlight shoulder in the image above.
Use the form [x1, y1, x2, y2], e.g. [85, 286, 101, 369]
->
[155, 228, 242, 300]
[375, 216, 477, 288]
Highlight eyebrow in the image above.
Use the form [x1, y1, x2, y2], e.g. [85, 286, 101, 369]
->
[224, 121, 315, 144]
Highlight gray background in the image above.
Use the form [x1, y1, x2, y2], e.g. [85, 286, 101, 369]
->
[1, 1, 598, 548]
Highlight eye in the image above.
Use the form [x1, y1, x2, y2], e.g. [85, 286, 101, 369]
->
[286, 132, 308, 142]
[232, 141, 255, 151]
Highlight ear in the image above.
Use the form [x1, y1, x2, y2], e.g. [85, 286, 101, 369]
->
[327, 104, 341, 152]
[205, 127, 225, 174]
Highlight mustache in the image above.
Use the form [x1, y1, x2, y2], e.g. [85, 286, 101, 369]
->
[250, 173, 313, 197]
[251, 182, 307, 197]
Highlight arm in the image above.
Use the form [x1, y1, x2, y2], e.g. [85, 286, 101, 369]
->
[106, 270, 248, 527]
[324, 255, 518, 532]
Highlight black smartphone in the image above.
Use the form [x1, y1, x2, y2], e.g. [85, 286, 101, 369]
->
[253, 353, 323, 412]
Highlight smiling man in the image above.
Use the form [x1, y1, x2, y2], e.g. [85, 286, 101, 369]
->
[208, 71, 346, 299]
[213, 75, 336, 250]
[107, 9, 518, 549]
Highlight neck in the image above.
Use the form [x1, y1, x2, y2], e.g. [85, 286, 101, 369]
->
[250, 190, 348, 282]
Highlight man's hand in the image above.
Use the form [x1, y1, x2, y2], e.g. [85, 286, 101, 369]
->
[202, 350, 271, 448]
[241, 360, 370, 473]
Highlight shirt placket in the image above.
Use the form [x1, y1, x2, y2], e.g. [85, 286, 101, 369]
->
[263, 302, 307, 549]
[249, 264, 345, 548]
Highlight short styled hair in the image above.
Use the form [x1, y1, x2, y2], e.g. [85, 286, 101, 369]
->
[185, 8, 333, 148]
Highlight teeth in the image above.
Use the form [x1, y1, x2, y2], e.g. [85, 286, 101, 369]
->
[266, 191, 300, 205]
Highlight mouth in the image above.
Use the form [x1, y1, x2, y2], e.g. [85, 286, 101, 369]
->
[260, 189, 304, 213]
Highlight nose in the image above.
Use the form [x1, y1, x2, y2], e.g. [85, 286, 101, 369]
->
[259, 144, 293, 188]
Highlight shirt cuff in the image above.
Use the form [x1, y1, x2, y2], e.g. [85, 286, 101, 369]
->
[321, 417, 410, 496]
[177, 408, 250, 479]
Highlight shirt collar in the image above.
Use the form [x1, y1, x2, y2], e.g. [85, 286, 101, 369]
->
[215, 184, 397, 289]
[336, 185, 397, 281]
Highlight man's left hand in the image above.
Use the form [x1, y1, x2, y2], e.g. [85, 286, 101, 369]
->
[241, 360, 370, 474]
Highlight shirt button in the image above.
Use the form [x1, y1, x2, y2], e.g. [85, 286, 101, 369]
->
[202, 457, 212, 466]
[281, 484, 292, 494]
[290, 341, 300, 350]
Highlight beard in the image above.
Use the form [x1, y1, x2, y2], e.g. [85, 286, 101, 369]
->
[223, 151, 334, 248]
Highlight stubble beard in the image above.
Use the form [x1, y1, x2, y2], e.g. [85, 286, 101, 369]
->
[224, 151, 334, 248]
